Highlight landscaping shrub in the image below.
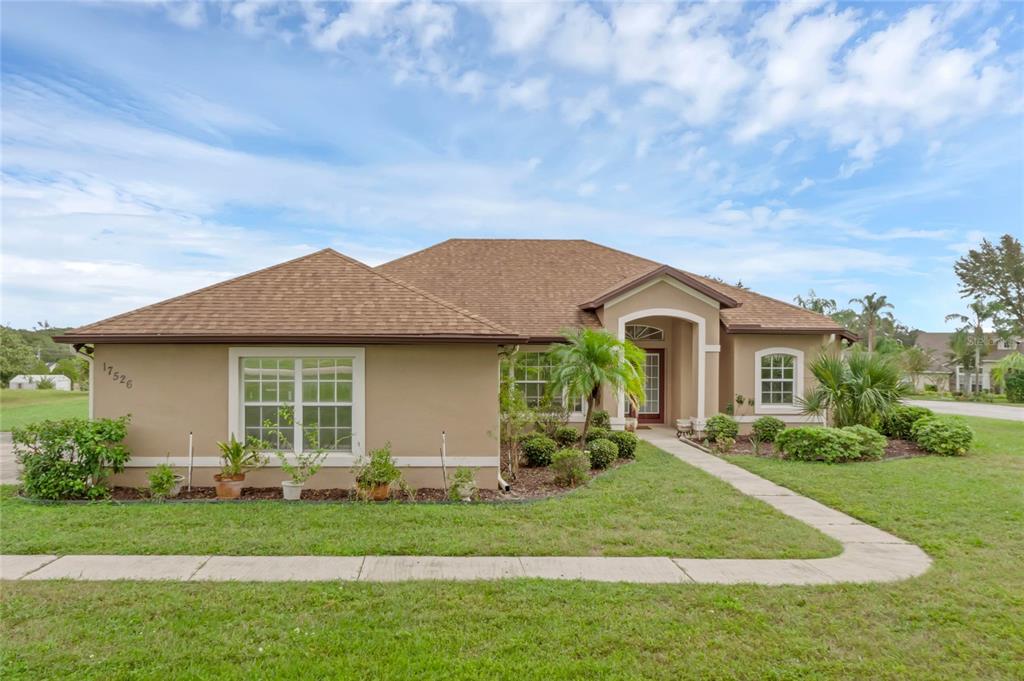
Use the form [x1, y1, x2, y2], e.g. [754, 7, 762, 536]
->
[712, 436, 736, 454]
[704, 414, 738, 442]
[448, 467, 478, 501]
[519, 433, 557, 467]
[879, 405, 934, 440]
[1006, 370, 1024, 403]
[751, 416, 785, 443]
[551, 449, 590, 486]
[587, 438, 618, 469]
[841, 424, 888, 461]
[607, 430, 639, 459]
[553, 425, 580, 448]
[911, 416, 974, 456]
[13, 416, 131, 500]
[774, 426, 862, 463]
[36, 377, 56, 390]
[147, 463, 178, 500]
[584, 426, 613, 443]
[590, 409, 611, 429]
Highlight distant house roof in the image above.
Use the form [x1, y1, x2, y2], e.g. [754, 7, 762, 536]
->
[914, 331, 1021, 370]
[378, 239, 855, 340]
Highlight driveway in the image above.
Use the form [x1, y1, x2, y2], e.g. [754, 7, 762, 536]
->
[905, 399, 1024, 422]
[0, 432, 18, 484]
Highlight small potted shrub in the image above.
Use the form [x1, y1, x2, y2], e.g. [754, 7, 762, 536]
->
[278, 448, 329, 501]
[354, 443, 402, 501]
[147, 462, 184, 500]
[448, 467, 478, 502]
[214, 435, 266, 500]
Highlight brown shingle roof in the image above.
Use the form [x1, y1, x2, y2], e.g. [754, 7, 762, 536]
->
[378, 239, 854, 340]
[56, 249, 523, 344]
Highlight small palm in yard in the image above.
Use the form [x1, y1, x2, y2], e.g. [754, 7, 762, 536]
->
[548, 329, 645, 441]
[799, 350, 910, 428]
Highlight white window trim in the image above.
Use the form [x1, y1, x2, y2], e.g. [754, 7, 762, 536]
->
[227, 347, 365, 461]
[754, 347, 804, 415]
[625, 323, 665, 342]
[511, 350, 587, 420]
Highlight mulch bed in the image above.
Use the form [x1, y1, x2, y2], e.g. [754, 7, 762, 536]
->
[99, 458, 632, 503]
[725, 435, 930, 461]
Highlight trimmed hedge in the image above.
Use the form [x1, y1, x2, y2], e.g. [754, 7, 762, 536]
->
[752, 416, 786, 443]
[553, 425, 580, 448]
[774, 427, 863, 463]
[585, 427, 613, 443]
[587, 438, 618, 469]
[552, 449, 590, 486]
[879, 405, 933, 440]
[519, 433, 557, 467]
[911, 416, 974, 456]
[1006, 370, 1024, 403]
[705, 414, 739, 442]
[842, 424, 887, 461]
[607, 430, 640, 459]
[590, 409, 611, 429]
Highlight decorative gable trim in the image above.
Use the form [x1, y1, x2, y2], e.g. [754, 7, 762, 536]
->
[579, 266, 738, 311]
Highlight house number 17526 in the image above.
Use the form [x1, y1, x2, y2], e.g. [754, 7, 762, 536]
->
[101, 362, 133, 389]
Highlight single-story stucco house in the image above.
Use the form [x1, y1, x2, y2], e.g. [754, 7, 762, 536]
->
[55, 239, 855, 489]
[8, 374, 73, 391]
[912, 331, 1022, 393]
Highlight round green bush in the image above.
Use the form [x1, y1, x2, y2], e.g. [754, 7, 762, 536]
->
[607, 430, 640, 459]
[519, 433, 557, 467]
[880, 405, 934, 440]
[841, 424, 888, 460]
[553, 425, 580, 448]
[751, 416, 786, 443]
[587, 438, 618, 469]
[552, 448, 590, 486]
[590, 409, 611, 429]
[1005, 370, 1024, 403]
[774, 427, 862, 463]
[911, 416, 974, 456]
[584, 426, 613, 443]
[704, 414, 738, 442]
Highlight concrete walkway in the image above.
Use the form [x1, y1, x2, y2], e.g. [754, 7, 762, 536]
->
[905, 399, 1024, 421]
[0, 428, 932, 585]
[0, 433, 18, 485]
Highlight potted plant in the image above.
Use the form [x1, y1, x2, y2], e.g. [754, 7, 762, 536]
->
[277, 446, 328, 500]
[214, 435, 266, 500]
[354, 443, 402, 501]
[448, 467, 478, 502]
[147, 462, 184, 500]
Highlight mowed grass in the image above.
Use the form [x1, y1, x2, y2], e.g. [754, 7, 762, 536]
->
[1, 417, 1022, 679]
[0, 442, 839, 558]
[0, 389, 88, 431]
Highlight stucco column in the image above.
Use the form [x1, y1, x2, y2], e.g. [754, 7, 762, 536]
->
[704, 347, 720, 419]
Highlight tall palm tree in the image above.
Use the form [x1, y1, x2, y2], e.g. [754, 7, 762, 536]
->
[945, 300, 1001, 393]
[793, 289, 837, 315]
[849, 293, 894, 353]
[547, 329, 645, 442]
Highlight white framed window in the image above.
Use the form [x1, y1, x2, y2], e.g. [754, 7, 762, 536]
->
[625, 324, 665, 341]
[509, 351, 585, 414]
[754, 348, 804, 414]
[228, 347, 365, 458]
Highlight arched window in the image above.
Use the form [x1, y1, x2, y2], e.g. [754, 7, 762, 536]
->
[754, 348, 804, 412]
[625, 324, 664, 341]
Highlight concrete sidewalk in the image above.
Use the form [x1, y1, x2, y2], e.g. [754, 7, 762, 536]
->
[0, 429, 932, 585]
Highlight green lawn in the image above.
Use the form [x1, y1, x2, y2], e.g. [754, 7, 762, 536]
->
[2, 416, 1022, 679]
[0, 389, 88, 431]
[0, 443, 837, 558]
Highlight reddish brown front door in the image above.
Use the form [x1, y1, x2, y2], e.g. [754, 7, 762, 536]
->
[638, 349, 664, 423]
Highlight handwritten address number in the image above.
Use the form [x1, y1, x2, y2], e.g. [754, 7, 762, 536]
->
[101, 362, 133, 389]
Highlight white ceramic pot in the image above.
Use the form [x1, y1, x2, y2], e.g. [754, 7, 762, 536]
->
[169, 475, 185, 498]
[281, 480, 304, 501]
[625, 417, 638, 432]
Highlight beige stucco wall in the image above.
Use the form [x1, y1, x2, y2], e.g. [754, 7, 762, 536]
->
[93, 343, 501, 489]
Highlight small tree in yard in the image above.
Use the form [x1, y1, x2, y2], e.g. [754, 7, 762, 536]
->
[498, 347, 534, 480]
[799, 350, 910, 428]
[547, 329, 645, 443]
[900, 345, 934, 390]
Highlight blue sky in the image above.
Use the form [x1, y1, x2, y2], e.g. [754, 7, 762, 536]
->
[2, 1, 1022, 331]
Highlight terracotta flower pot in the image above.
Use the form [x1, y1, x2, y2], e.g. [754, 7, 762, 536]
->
[214, 474, 245, 500]
[369, 483, 391, 501]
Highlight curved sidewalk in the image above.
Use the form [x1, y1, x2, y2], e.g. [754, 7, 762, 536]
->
[0, 429, 931, 585]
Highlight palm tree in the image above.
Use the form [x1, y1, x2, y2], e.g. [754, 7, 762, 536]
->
[799, 350, 910, 427]
[547, 329, 645, 442]
[848, 293, 894, 353]
[793, 289, 837, 315]
[945, 300, 1001, 393]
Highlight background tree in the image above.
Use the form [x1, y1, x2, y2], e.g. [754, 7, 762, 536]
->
[548, 329, 645, 442]
[793, 289, 837, 315]
[900, 345, 934, 389]
[954, 234, 1024, 334]
[945, 300, 1001, 393]
[848, 293, 894, 353]
[0, 327, 37, 385]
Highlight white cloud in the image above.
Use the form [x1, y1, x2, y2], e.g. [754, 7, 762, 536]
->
[162, 1, 204, 29]
[791, 177, 815, 195]
[497, 77, 550, 111]
[548, 4, 613, 72]
[560, 87, 612, 126]
[481, 1, 562, 53]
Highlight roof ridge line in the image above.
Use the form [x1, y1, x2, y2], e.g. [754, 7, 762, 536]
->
[67, 249, 335, 335]
[322, 249, 517, 336]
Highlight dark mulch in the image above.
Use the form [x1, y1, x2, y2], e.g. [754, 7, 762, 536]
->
[101, 458, 632, 503]
[726, 435, 930, 461]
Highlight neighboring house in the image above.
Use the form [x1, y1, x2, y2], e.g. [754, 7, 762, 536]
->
[913, 332, 1022, 393]
[8, 374, 72, 391]
[55, 239, 854, 489]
